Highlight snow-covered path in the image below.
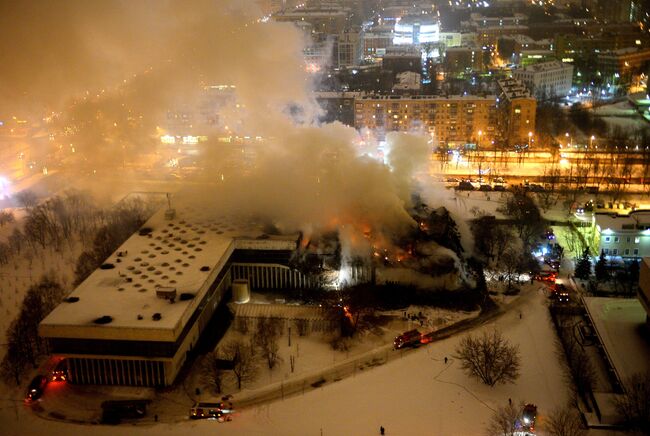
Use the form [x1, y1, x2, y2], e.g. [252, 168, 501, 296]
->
[2, 286, 570, 436]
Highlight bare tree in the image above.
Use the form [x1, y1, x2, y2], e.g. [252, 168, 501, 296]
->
[0, 320, 29, 385]
[614, 372, 650, 435]
[485, 401, 521, 436]
[202, 349, 227, 394]
[8, 228, 23, 254]
[555, 318, 597, 397]
[255, 317, 283, 370]
[15, 190, 38, 209]
[543, 405, 586, 436]
[223, 340, 257, 390]
[455, 329, 520, 387]
[0, 210, 14, 227]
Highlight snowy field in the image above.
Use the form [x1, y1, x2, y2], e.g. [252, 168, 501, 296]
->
[1, 285, 575, 436]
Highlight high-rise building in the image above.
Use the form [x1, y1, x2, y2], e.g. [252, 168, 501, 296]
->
[496, 78, 537, 147]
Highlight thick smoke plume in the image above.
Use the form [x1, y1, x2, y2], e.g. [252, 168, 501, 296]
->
[4, 1, 464, 276]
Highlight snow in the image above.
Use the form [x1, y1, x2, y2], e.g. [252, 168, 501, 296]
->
[40, 204, 296, 337]
[1, 286, 572, 435]
[583, 297, 650, 383]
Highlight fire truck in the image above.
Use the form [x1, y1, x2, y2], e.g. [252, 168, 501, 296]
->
[393, 329, 424, 349]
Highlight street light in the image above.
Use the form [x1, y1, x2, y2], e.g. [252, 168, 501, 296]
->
[590, 135, 595, 148]
[565, 132, 572, 148]
[528, 131, 533, 149]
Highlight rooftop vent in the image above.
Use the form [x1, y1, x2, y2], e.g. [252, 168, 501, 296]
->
[200, 266, 210, 272]
[156, 287, 177, 303]
[179, 293, 195, 301]
[93, 315, 113, 325]
[152, 313, 162, 321]
[100, 263, 115, 270]
[139, 227, 153, 236]
[65, 297, 80, 303]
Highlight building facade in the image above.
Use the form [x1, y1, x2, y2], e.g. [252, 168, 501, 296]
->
[496, 78, 537, 147]
[39, 207, 305, 388]
[353, 94, 498, 147]
[591, 211, 650, 259]
[597, 47, 650, 85]
[512, 60, 574, 100]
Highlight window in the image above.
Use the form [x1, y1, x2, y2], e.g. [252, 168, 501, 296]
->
[634, 248, 639, 255]
[614, 237, 619, 243]
[612, 249, 618, 255]
[604, 248, 609, 254]
[624, 249, 630, 255]
[635, 237, 640, 244]
[605, 237, 611, 242]
[626, 237, 631, 243]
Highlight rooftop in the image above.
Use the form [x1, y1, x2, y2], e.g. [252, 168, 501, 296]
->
[358, 94, 496, 101]
[40, 203, 297, 342]
[595, 210, 650, 232]
[497, 78, 532, 99]
[514, 60, 572, 73]
[583, 297, 650, 384]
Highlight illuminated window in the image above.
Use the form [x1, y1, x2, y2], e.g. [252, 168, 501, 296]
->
[635, 237, 640, 243]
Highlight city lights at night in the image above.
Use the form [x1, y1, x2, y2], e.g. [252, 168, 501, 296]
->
[1, 1, 650, 435]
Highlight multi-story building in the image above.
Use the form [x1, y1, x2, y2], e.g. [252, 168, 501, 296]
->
[512, 60, 574, 100]
[382, 47, 423, 75]
[335, 28, 362, 67]
[595, 0, 640, 23]
[463, 13, 528, 30]
[497, 35, 555, 65]
[443, 46, 485, 74]
[496, 78, 536, 147]
[353, 94, 498, 148]
[273, 7, 350, 35]
[39, 205, 305, 387]
[591, 211, 650, 259]
[362, 25, 393, 60]
[315, 91, 360, 125]
[597, 47, 650, 85]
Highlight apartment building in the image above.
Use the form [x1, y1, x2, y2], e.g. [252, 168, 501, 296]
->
[512, 60, 574, 99]
[354, 94, 498, 147]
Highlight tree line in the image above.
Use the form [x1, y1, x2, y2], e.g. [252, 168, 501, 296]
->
[0, 191, 159, 386]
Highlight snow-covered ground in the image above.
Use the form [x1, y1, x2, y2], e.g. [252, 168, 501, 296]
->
[2, 284, 574, 435]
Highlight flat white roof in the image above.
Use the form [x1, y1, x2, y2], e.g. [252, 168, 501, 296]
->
[583, 297, 650, 384]
[40, 203, 297, 342]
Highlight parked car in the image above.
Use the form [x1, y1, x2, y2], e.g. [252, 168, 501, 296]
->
[479, 184, 492, 191]
[25, 375, 48, 403]
[456, 181, 475, 191]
